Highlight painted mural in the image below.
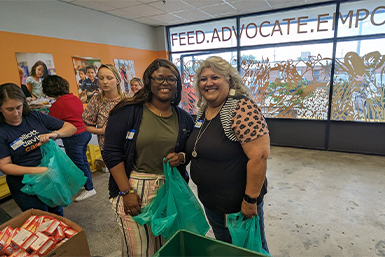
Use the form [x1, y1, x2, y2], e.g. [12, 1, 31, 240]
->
[175, 50, 384, 123]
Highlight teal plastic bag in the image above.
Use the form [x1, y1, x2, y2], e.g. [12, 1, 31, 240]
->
[227, 212, 270, 256]
[21, 140, 87, 207]
[134, 161, 209, 240]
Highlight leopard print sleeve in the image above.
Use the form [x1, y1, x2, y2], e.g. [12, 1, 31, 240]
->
[231, 98, 269, 144]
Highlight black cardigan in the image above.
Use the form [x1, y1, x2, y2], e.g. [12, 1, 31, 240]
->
[102, 103, 194, 198]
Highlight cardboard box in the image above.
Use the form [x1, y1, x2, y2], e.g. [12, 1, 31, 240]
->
[0, 209, 90, 257]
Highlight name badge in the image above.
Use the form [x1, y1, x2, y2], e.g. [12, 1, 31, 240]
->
[126, 129, 135, 140]
[10, 138, 24, 151]
[194, 119, 204, 129]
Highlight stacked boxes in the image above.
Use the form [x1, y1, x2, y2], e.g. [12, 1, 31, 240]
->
[0, 209, 90, 256]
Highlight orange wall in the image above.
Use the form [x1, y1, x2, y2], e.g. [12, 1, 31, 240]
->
[0, 31, 168, 95]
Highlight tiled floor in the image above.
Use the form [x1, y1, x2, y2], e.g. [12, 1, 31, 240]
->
[1, 146, 384, 257]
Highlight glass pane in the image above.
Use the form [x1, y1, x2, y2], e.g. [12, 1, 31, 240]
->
[338, 0, 385, 38]
[240, 5, 336, 46]
[241, 43, 333, 119]
[169, 19, 237, 52]
[171, 52, 237, 115]
[331, 38, 385, 122]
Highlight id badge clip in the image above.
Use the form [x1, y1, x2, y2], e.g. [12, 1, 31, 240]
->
[126, 129, 135, 140]
[194, 119, 204, 129]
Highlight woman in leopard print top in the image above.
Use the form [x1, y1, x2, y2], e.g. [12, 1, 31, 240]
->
[186, 56, 270, 253]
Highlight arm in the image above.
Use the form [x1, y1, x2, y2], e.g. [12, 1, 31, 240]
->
[0, 156, 46, 176]
[26, 82, 32, 92]
[38, 122, 76, 145]
[25, 77, 34, 93]
[82, 96, 103, 135]
[85, 125, 105, 135]
[109, 162, 141, 216]
[241, 134, 270, 218]
[103, 105, 140, 216]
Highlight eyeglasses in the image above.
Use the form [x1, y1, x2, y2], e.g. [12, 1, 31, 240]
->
[151, 77, 178, 85]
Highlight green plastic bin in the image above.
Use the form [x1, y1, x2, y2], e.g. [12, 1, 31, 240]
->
[153, 229, 268, 257]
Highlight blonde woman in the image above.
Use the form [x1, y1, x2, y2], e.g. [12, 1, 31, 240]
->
[82, 64, 128, 178]
[186, 56, 270, 253]
[129, 77, 143, 96]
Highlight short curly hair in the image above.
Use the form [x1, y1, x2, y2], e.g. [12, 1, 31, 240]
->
[42, 75, 69, 97]
[194, 56, 249, 110]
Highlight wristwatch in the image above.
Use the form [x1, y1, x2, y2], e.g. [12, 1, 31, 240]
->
[244, 194, 257, 204]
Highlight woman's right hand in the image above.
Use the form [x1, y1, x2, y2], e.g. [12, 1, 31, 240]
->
[122, 193, 142, 216]
[33, 167, 48, 174]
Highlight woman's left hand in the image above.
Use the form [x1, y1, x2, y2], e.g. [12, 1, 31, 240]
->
[164, 153, 184, 167]
[241, 200, 257, 219]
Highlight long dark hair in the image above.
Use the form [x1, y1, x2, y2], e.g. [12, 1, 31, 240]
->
[0, 83, 31, 124]
[111, 59, 182, 115]
[30, 60, 49, 79]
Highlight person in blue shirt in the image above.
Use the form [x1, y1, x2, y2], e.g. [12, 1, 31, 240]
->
[81, 66, 99, 103]
[0, 83, 76, 216]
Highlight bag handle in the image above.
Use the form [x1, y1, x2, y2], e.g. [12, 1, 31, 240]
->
[162, 158, 172, 180]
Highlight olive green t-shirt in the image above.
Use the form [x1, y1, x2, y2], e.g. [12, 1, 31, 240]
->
[132, 104, 178, 174]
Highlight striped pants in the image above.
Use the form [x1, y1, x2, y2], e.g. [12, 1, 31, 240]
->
[110, 171, 165, 257]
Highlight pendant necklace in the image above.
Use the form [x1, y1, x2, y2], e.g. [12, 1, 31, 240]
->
[150, 102, 171, 117]
[192, 104, 222, 158]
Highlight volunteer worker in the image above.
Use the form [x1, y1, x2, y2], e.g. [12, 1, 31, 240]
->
[0, 83, 76, 216]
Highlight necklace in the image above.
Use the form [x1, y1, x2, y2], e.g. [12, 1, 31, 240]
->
[192, 105, 222, 158]
[150, 102, 172, 117]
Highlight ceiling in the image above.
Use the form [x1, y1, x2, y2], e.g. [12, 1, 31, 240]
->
[58, 0, 333, 27]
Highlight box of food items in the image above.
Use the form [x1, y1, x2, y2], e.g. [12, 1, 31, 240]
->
[0, 209, 90, 256]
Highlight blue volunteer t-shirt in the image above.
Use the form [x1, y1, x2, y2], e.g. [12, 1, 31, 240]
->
[0, 111, 64, 167]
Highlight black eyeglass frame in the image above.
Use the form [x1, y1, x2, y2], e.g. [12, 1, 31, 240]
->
[150, 76, 178, 85]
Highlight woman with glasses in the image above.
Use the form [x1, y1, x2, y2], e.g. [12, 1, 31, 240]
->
[103, 59, 194, 256]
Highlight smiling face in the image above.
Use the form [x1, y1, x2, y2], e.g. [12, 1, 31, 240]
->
[97, 67, 118, 94]
[0, 98, 24, 126]
[35, 65, 45, 78]
[150, 67, 178, 103]
[86, 68, 96, 81]
[130, 81, 142, 94]
[199, 67, 230, 107]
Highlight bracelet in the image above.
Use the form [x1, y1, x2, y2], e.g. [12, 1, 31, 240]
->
[180, 152, 186, 164]
[119, 189, 136, 196]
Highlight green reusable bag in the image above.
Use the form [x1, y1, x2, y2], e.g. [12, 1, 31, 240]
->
[227, 212, 270, 256]
[134, 160, 209, 240]
[134, 178, 177, 236]
[21, 140, 87, 207]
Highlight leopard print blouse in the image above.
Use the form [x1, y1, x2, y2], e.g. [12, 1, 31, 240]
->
[197, 97, 269, 144]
